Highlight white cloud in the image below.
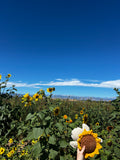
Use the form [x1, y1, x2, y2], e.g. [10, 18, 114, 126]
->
[81, 79, 100, 82]
[6, 79, 120, 89]
[56, 78, 64, 81]
[98, 80, 120, 88]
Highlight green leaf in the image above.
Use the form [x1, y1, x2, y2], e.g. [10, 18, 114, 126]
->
[33, 142, 42, 157]
[114, 147, 120, 158]
[49, 149, 58, 159]
[37, 112, 45, 119]
[49, 106, 54, 111]
[55, 123, 63, 132]
[33, 127, 44, 139]
[59, 140, 68, 148]
[45, 128, 50, 135]
[45, 116, 51, 121]
[26, 113, 34, 121]
[48, 135, 56, 145]
[26, 131, 34, 140]
[60, 156, 66, 160]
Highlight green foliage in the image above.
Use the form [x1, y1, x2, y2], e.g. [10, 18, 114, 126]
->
[0, 74, 120, 159]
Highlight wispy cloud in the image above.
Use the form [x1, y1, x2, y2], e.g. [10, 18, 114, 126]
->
[80, 79, 101, 82]
[56, 78, 64, 81]
[7, 82, 40, 88]
[7, 79, 120, 89]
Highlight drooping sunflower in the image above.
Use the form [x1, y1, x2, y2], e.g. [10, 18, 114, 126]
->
[77, 129, 102, 159]
[47, 88, 53, 93]
[53, 87, 55, 91]
[83, 114, 88, 124]
[53, 107, 60, 116]
[107, 126, 113, 132]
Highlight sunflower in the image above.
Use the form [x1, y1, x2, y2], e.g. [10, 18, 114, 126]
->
[23, 93, 32, 100]
[7, 74, 11, 78]
[0, 147, 5, 155]
[70, 124, 103, 159]
[24, 102, 32, 107]
[75, 114, 78, 119]
[77, 129, 102, 159]
[52, 87, 55, 91]
[107, 126, 113, 132]
[83, 114, 88, 124]
[63, 115, 68, 119]
[7, 152, 12, 158]
[22, 93, 32, 107]
[33, 93, 41, 101]
[53, 107, 60, 116]
[107, 140, 112, 146]
[69, 119, 73, 123]
[8, 138, 13, 144]
[80, 110, 83, 115]
[96, 122, 99, 126]
[0, 74, 2, 80]
[47, 88, 53, 93]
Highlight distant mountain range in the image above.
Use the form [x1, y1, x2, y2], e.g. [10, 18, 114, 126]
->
[52, 94, 116, 101]
[17, 93, 116, 101]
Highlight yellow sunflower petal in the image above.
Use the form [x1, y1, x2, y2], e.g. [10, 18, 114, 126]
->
[77, 129, 102, 158]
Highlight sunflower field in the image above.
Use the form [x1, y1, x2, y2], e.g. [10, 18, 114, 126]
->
[0, 74, 120, 160]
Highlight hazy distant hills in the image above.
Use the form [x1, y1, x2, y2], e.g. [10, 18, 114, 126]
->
[17, 93, 116, 101]
[52, 95, 116, 101]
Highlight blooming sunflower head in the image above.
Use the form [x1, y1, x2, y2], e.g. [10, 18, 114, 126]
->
[70, 123, 103, 158]
[96, 122, 99, 126]
[47, 88, 53, 93]
[0, 74, 2, 80]
[63, 115, 68, 119]
[33, 93, 42, 101]
[0, 147, 5, 155]
[69, 119, 73, 123]
[77, 129, 102, 159]
[53, 107, 60, 116]
[7, 74, 11, 78]
[23, 93, 30, 98]
[33, 93, 40, 99]
[8, 138, 13, 144]
[80, 110, 83, 115]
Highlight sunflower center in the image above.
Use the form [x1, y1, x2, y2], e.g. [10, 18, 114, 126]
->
[80, 135, 96, 153]
[84, 116, 87, 121]
[55, 109, 59, 113]
[49, 88, 52, 92]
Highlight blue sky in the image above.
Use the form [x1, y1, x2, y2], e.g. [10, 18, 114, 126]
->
[0, 0, 120, 98]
